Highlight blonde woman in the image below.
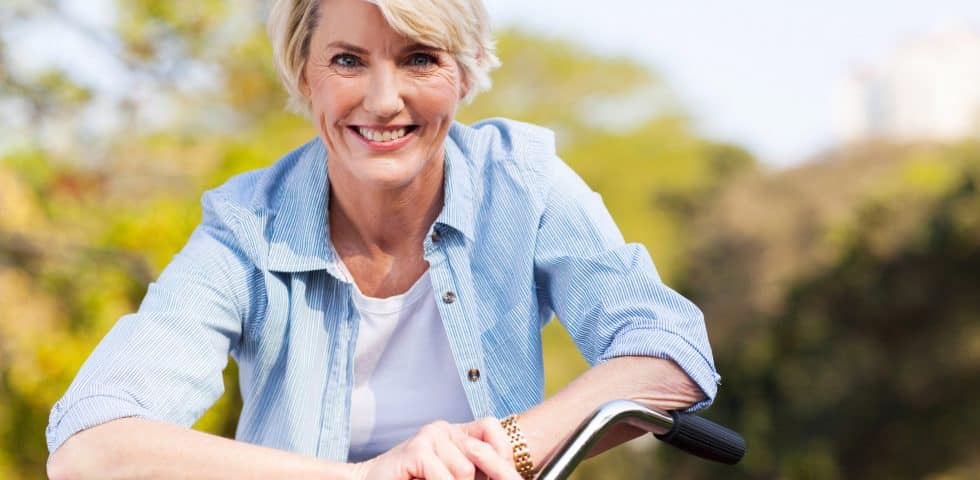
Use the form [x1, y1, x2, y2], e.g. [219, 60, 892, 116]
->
[46, 0, 719, 478]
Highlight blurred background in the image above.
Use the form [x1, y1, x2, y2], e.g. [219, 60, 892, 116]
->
[2, 0, 979, 478]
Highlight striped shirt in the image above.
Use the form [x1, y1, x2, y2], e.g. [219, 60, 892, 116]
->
[46, 118, 720, 461]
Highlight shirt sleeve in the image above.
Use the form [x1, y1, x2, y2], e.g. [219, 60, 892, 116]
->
[45, 191, 260, 454]
[532, 156, 720, 410]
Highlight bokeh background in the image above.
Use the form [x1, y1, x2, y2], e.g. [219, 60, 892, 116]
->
[2, 1, 980, 478]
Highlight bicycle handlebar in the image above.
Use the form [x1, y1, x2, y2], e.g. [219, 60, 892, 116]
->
[535, 400, 745, 480]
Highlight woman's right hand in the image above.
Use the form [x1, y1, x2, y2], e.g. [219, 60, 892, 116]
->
[353, 420, 522, 480]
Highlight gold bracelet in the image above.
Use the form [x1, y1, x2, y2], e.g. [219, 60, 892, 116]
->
[500, 414, 535, 480]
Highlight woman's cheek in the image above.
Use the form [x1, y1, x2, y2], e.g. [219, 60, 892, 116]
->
[418, 83, 461, 118]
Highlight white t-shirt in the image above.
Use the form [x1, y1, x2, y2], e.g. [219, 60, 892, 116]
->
[346, 269, 474, 462]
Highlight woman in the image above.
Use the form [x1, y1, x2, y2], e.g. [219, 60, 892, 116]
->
[46, 0, 719, 478]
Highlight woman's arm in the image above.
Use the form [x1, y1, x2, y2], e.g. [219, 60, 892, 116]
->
[48, 417, 523, 480]
[525, 155, 721, 469]
[518, 356, 706, 468]
[47, 418, 355, 480]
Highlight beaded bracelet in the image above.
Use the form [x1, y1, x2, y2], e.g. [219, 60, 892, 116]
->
[500, 414, 535, 479]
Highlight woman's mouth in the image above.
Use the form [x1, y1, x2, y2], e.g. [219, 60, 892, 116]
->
[352, 125, 417, 142]
[348, 125, 420, 153]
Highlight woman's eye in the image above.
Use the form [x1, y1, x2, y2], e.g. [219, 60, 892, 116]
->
[331, 54, 362, 69]
[407, 53, 437, 69]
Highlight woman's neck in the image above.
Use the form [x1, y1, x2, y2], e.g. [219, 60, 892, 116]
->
[327, 160, 444, 260]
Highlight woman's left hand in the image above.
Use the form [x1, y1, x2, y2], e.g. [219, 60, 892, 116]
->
[459, 417, 516, 473]
[426, 417, 516, 480]
[358, 418, 520, 480]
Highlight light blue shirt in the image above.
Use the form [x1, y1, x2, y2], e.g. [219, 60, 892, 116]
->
[46, 118, 720, 461]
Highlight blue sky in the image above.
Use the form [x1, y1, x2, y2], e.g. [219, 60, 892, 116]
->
[8, 0, 980, 166]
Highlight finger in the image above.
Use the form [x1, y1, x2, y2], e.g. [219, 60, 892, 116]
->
[421, 451, 456, 480]
[464, 436, 523, 480]
[464, 418, 514, 464]
[435, 429, 477, 479]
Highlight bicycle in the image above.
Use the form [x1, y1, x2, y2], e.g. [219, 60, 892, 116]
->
[536, 399, 745, 479]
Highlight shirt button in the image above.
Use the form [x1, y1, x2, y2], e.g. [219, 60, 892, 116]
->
[431, 229, 441, 242]
[442, 291, 456, 304]
[467, 368, 481, 381]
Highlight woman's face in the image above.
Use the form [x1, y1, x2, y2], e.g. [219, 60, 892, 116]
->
[302, 0, 466, 191]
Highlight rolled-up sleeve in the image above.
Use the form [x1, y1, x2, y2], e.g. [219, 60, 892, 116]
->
[533, 156, 720, 410]
[46, 190, 259, 454]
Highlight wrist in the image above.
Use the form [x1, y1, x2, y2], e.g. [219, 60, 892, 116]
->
[500, 415, 535, 480]
[345, 461, 368, 480]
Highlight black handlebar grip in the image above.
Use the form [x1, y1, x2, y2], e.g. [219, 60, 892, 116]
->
[654, 411, 746, 465]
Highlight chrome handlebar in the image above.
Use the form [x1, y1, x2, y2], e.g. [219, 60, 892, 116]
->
[535, 400, 745, 480]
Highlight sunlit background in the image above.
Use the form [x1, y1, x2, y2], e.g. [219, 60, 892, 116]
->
[1, 1, 979, 478]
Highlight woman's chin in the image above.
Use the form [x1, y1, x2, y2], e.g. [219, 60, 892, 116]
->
[354, 163, 422, 190]
[330, 148, 439, 192]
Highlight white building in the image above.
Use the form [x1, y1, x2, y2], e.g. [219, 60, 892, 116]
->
[834, 24, 980, 143]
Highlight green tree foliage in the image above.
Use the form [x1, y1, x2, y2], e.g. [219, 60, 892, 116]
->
[675, 142, 980, 479]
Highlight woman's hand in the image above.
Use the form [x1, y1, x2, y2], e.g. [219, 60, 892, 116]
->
[459, 417, 515, 469]
[353, 419, 521, 480]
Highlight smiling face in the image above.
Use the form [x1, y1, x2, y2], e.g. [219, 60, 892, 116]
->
[301, 0, 466, 192]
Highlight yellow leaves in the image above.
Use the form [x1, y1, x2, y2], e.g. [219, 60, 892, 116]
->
[900, 156, 959, 193]
[0, 268, 62, 404]
[192, 360, 240, 436]
[34, 70, 93, 106]
[460, 30, 666, 139]
[73, 267, 144, 332]
[560, 117, 727, 283]
[0, 262, 141, 406]
[221, 31, 285, 114]
[833, 144, 978, 260]
[207, 113, 315, 185]
[0, 167, 46, 233]
[103, 195, 199, 272]
[117, 0, 230, 59]
[541, 321, 589, 397]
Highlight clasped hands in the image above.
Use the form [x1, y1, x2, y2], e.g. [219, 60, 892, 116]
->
[352, 417, 525, 480]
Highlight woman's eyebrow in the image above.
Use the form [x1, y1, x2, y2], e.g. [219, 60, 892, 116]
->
[326, 41, 369, 54]
[401, 42, 441, 53]
[324, 41, 437, 55]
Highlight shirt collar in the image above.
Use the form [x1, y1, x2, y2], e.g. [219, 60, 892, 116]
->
[266, 138, 339, 274]
[266, 124, 477, 273]
[435, 124, 477, 242]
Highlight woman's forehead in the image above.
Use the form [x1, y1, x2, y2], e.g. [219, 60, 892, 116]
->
[317, 0, 389, 34]
[316, 0, 458, 53]
[315, 0, 433, 50]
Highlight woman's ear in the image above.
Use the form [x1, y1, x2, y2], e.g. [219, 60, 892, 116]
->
[299, 70, 312, 98]
[459, 66, 471, 100]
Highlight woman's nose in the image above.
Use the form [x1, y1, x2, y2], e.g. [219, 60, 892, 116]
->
[363, 65, 405, 119]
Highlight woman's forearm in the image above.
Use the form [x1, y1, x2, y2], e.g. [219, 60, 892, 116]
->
[518, 356, 707, 468]
[47, 418, 358, 480]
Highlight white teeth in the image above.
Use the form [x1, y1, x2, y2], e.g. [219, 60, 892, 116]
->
[357, 127, 408, 142]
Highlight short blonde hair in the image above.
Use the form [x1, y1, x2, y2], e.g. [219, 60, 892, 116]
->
[267, 0, 500, 118]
